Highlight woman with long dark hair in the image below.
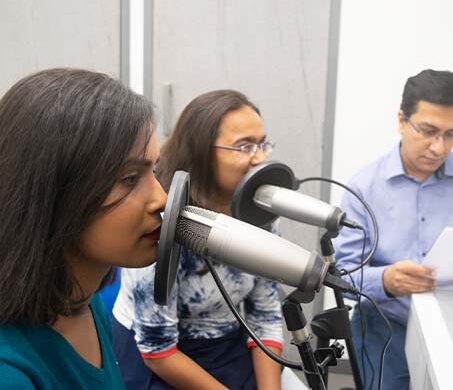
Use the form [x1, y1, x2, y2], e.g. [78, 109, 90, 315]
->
[113, 90, 285, 390]
[0, 68, 166, 389]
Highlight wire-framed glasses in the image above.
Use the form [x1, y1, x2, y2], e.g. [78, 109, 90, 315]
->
[213, 140, 275, 156]
[405, 116, 453, 144]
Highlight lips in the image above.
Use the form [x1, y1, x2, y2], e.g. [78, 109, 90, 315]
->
[143, 226, 161, 241]
[423, 157, 442, 165]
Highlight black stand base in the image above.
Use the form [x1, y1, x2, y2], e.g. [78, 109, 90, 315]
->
[281, 230, 363, 390]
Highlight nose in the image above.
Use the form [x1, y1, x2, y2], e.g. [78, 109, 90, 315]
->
[428, 135, 447, 155]
[146, 176, 167, 214]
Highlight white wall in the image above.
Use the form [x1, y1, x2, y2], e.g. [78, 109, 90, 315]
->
[331, 0, 453, 204]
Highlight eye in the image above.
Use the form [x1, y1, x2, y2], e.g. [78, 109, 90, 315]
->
[422, 129, 438, 137]
[239, 143, 256, 153]
[262, 141, 275, 153]
[120, 173, 141, 188]
[444, 131, 453, 141]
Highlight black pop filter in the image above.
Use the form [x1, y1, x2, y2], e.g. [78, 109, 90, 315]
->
[154, 171, 190, 305]
[231, 161, 296, 226]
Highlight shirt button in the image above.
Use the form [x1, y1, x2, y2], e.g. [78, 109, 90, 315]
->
[422, 252, 426, 257]
[421, 217, 425, 222]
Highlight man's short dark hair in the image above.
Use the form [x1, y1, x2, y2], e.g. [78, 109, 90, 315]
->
[401, 69, 453, 117]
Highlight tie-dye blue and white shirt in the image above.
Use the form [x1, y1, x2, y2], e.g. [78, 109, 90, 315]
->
[113, 247, 284, 358]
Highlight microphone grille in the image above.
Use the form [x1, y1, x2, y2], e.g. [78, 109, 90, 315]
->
[183, 205, 217, 220]
[175, 206, 216, 254]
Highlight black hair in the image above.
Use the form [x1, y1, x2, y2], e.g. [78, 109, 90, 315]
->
[0, 68, 154, 324]
[401, 69, 453, 117]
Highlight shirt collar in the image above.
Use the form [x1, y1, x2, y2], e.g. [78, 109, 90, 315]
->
[442, 152, 453, 177]
[383, 143, 406, 180]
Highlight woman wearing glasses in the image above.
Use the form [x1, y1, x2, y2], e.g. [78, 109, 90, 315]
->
[112, 90, 284, 390]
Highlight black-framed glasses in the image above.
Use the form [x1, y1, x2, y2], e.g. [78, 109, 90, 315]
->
[405, 116, 453, 144]
[213, 140, 275, 156]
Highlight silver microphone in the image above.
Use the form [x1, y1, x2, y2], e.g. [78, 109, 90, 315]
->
[253, 185, 346, 231]
[175, 205, 328, 292]
[231, 161, 358, 231]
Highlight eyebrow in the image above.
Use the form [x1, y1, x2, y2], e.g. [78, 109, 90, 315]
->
[232, 135, 267, 145]
[123, 157, 155, 170]
[418, 122, 439, 130]
[418, 122, 453, 133]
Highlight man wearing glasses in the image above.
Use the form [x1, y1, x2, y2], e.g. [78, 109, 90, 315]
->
[334, 69, 453, 390]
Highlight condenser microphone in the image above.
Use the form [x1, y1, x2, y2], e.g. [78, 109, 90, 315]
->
[232, 161, 358, 231]
[175, 205, 328, 291]
[154, 170, 356, 305]
[253, 185, 346, 231]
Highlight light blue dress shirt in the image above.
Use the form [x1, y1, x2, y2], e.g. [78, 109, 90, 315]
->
[334, 143, 453, 325]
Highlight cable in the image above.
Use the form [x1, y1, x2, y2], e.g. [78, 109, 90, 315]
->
[203, 256, 325, 378]
[356, 291, 393, 390]
[357, 226, 371, 389]
[357, 227, 376, 390]
[347, 273, 375, 390]
[297, 176, 381, 389]
[296, 177, 379, 274]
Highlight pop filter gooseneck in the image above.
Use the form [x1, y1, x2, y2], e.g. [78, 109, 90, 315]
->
[231, 161, 296, 226]
[154, 171, 190, 305]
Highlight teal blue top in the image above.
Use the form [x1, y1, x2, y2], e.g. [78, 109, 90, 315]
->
[0, 294, 125, 389]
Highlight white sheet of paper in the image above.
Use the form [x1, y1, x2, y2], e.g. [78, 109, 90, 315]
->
[423, 226, 453, 288]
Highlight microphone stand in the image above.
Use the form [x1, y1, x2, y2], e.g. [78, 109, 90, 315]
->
[203, 230, 361, 390]
[310, 230, 363, 390]
[282, 290, 328, 390]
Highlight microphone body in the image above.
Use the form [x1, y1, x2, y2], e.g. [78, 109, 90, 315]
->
[155, 168, 357, 305]
[253, 185, 345, 231]
[176, 206, 328, 292]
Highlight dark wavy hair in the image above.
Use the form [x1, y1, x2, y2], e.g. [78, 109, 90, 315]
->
[0, 68, 154, 324]
[401, 69, 453, 117]
[156, 89, 260, 207]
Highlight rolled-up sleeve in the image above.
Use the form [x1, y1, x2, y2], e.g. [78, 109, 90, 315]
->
[244, 278, 283, 350]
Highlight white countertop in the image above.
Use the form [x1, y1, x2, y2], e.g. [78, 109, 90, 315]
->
[406, 290, 453, 390]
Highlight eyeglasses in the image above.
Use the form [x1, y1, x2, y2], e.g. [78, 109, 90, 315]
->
[405, 116, 453, 144]
[213, 140, 275, 156]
